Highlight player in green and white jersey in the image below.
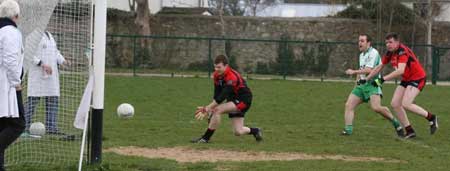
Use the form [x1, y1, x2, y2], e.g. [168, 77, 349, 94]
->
[342, 34, 403, 137]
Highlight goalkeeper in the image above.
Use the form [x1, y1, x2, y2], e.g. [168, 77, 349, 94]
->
[191, 55, 262, 143]
[342, 34, 403, 136]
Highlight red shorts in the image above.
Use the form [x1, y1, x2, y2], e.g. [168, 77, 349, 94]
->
[400, 78, 426, 91]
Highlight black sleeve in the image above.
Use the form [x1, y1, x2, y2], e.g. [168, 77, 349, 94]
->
[213, 84, 222, 100]
[214, 85, 233, 104]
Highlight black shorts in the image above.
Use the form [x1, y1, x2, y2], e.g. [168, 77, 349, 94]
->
[228, 92, 252, 118]
[400, 78, 426, 91]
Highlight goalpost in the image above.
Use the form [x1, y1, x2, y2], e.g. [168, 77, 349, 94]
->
[91, 0, 106, 166]
[4, 0, 105, 170]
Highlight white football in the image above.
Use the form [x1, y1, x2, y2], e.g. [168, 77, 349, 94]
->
[30, 122, 46, 136]
[117, 103, 134, 118]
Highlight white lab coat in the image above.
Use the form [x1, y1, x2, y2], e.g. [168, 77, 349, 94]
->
[27, 32, 65, 97]
[0, 25, 23, 118]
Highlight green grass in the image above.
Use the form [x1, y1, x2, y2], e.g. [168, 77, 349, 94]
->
[7, 76, 450, 171]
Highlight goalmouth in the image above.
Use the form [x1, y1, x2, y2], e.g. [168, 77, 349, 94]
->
[5, 0, 106, 170]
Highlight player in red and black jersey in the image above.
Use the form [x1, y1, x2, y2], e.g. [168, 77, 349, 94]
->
[365, 33, 438, 139]
[191, 55, 262, 143]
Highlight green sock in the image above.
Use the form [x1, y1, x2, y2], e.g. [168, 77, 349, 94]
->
[344, 125, 353, 134]
[392, 118, 401, 128]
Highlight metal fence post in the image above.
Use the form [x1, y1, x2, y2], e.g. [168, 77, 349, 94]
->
[432, 46, 439, 85]
[282, 39, 288, 80]
[133, 36, 137, 77]
[208, 39, 212, 78]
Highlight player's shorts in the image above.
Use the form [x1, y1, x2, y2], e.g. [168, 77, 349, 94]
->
[351, 83, 382, 103]
[228, 92, 252, 118]
[400, 77, 426, 91]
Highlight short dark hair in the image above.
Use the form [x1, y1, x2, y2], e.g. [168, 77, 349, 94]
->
[385, 32, 399, 41]
[359, 34, 372, 43]
[214, 55, 229, 65]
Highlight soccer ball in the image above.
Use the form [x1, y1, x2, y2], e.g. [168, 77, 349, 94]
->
[30, 122, 46, 136]
[117, 103, 134, 118]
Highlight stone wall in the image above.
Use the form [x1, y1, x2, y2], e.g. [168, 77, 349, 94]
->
[108, 10, 450, 45]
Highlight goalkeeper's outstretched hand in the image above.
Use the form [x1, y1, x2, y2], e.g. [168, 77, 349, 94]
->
[372, 78, 385, 87]
[195, 106, 209, 120]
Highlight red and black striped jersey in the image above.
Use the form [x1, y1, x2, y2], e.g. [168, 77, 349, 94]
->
[382, 44, 426, 81]
[213, 66, 251, 103]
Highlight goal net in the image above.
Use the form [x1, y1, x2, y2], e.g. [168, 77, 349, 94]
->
[5, 0, 93, 168]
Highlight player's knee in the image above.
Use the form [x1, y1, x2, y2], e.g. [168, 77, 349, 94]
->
[210, 111, 218, 116]
[211, 111, 220, 116]
[391, 101, 401, 109]
[212, 108, 224, 115]
[210, 114, 220, 121]
[345, 102, 353, 110]
[401, 101, 412, 109]
[371, 106, 383, 113]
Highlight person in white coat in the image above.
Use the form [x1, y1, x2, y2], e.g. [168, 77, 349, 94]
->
[0, 1, 25, 171]
[24, 31, 69, 135]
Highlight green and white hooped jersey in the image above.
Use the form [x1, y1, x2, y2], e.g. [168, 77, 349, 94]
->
[358, 47, 381, 81]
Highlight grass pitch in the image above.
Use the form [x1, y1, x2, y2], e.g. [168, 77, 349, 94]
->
[8, 76, 450, 171]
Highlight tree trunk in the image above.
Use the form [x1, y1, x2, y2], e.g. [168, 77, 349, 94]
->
[248, 0, 258, 16]
[135, 0, 151, 66]
[135, 0, 151, 36]
[377, 0, 382, 43]
[387, 6, 394, 33]
[426, 0, 433, 71]
[128, 0, 136, 12]
[135, 0, 151, 48]
[411, 10, 416, 50]
[219, 0, 226, 37]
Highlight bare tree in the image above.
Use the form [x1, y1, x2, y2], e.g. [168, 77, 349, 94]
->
[416, 0, 443, 70]
[219, 0, 226, 36]
[209, 0, 246, 16]
[387, 1, 395, 33]
[426, 0, 432, 71]
[246, 0, 278, 16]
[128, 0, 136, 13]
[135, 0, 151, 55]
[134, 0, 152, 66]
[209, 0, 279, 16]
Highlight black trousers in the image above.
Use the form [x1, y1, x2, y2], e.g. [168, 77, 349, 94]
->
[0, 91, 25, 171]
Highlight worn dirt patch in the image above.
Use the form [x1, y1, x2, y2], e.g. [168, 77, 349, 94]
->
[105, 146, 405, 163]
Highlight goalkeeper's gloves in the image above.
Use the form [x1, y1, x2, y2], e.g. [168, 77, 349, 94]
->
[195, 106, 211, 120]
[357, 79, 367, 85]
[372, 78, 385, 87]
